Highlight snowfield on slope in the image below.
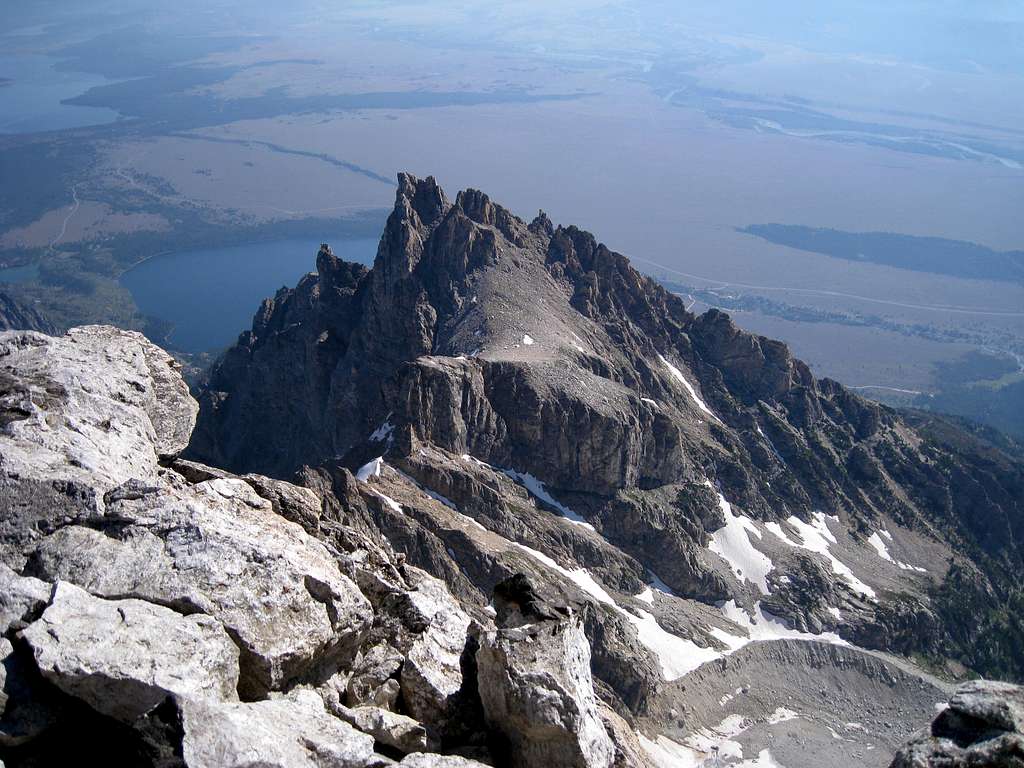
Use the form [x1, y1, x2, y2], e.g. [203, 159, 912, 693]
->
[658, 354, 721, 423]
[707, 489, 774, 594]
[867, 529, 927, 573]
[767, 512, 877, 600]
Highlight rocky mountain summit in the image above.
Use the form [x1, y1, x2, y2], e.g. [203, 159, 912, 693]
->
[1, 174, 1022, 768]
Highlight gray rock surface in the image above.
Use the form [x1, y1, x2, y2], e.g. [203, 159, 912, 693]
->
[0, 326, 195, 489]
[329, 703, 432, 755]
[397, 755, 489, 767]
[346, 644, 405, 709]
[890, 680, 1024, 768]
[22, 581, 239, 722]
[395, 577, 473, 736]
[0, 324, 491, 766]
[3, 174, 1024, 768]
[26, 475, 373, 699]
[179, 689, 376, 768]
[0, 565, 48, 635]
[476, 617, 614, 768]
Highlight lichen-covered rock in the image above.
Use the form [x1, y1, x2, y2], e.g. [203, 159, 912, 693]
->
[397, 755, 489, 768]
[22, 581, 239, 722]
[889, 680, 1024, 768]
[0, 564, 48, 634]
[329, 702, 433, 755]
[179, 689, 376, 768]
[26, 477, 373, 699]
[476, 618, 614, 768]
[0, 326, 195, 489]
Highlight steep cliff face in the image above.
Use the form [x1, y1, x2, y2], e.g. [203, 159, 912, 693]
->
[190, 175, 1023, 690]
[0, 292, 56, 335]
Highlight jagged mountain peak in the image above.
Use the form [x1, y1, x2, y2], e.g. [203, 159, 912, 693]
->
[189, 173, 1021, 703]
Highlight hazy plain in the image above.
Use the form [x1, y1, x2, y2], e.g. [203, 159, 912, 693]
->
[1, 0, 1021, 429]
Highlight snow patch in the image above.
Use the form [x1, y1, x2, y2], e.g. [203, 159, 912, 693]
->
[390, 467, 489, 532]
[512, 544, 616, 606]
[714, 599, 848, 650]
[635, 587, 655, 605]
[356, 457, 384, 482]
[707, 491, 774, 594]
[782, 513, 877, 600]
[522, 334, 535, 346]
[686, 714, 747, 758]
[372, 491, 402, 513]
[764, 522, 800, 547]
[649, 573, 676, 596]
[513, 544, 719, 679]
[868, 529, 927, 573]
[636, 733, 701, 768]
[369, 419, 394, 443]
[736, 749, 784, 767]
[766, 707, 799, 725]
[658, 354, 720, 422]
[502, 468, 596, 531]
[626, 607, 723, 679]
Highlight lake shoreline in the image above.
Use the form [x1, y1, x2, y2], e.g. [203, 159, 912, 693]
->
[120, 236, 379, 353]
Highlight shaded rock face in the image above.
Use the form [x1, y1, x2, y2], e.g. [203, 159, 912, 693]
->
[0, 294, 55, 336]
[890, 680, 1024, 767]
[190, 173, 1023, 683]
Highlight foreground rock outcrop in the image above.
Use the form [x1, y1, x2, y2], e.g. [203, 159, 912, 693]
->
[0, 326, 570, 767]
[890, 680, 1024, 767]
[23, 581, 240, 722]
[477, 577, 614, 768]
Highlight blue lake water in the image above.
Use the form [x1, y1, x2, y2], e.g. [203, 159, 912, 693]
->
[121, 238, 379, 352]
[0, 53, 121, 133]
[0, 263, 40, 283]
